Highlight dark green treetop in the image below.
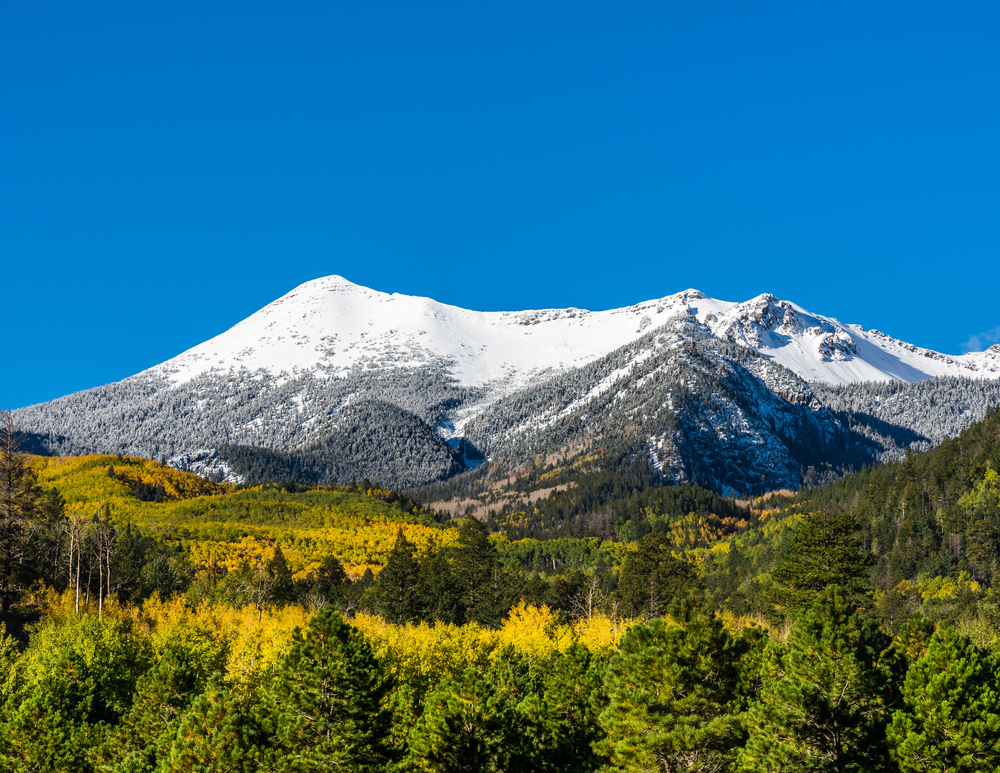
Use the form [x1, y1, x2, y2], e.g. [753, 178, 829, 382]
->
[369, 528, 424, 624]
[616, 532, 698, 618]
[770, 510, 875, 613]
[405, 666, 518, 773]
[159, 675, 274, 773]
[599, 594, 743, 772]
[739, 585, 898, 773]
[266, 606, 395, 772]
[451, 518, 517, 627]
[888, 623, 1000, 772]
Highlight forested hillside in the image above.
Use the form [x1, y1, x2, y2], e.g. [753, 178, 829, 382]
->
[814, 376, 1000, 458]
[781, 406, 1000, 621]
[7, 407, 1000, 769]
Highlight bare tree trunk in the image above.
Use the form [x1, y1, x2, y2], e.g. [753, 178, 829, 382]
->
[96, 507, 114, 620]
[52, 520, 66, 594]
[105, 536, 113, 608]
[75, 531, 81, 614]
[67, 513, 84, 615]
[98, 526, 104, 620]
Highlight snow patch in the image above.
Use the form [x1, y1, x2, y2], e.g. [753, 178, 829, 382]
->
[141, 274, 1000, 393]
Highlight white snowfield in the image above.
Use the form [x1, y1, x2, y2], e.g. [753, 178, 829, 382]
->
[147, 275, 1000, 389]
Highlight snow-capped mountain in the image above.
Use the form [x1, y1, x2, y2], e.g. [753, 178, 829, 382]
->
[14, 276, 1000, 494]
[149, 275, 1000, 389]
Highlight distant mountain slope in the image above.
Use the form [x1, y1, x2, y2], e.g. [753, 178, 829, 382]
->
[813, 377, 1000, 461]
[143, 276, 1000, 388]
[13, 276, 1000, 493]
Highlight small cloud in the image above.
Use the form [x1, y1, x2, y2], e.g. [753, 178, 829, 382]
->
[961, 325, 1000, 353]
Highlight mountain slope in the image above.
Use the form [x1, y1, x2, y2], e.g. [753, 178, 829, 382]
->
[147, 276, 1000, 389]
[14, 276, 1000, 493]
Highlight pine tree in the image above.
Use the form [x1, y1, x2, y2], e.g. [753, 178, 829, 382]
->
[158, 675, 273, 773]
[957, 464, 1000, 584]
[0, 651, 99, 773]
[598, 594, 742, 772]
[405, 667, 517, 773]
[450, 518, 514, 627]
[518, 643, 607, 773]
[266, 544, 295, 606]
[0, 623, 19, 707]
[93, 647, 205, 772]
[266, 606, 394, 772]
[417, 547, 462, 624]
[370, 528, 424, 623]
[482, 647, 542, 772]
[309, 554, 348, 607]
[386, 683, 420, 772]
[888, 623, 1000, 772]
[770, 510, 875, 613]
[0, 411, 43, 613]
[738, 586, 897, 773]
[616, 532, 698, 618]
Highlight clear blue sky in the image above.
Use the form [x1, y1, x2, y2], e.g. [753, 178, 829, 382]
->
[3, 1, 999, 409]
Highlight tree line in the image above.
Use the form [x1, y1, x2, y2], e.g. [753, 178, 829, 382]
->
[5, 582, 1000, 771]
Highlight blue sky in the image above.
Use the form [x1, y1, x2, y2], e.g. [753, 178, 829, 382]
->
[3, 2, 999, 409]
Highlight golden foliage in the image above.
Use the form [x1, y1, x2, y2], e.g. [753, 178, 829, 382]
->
[28, 587, 309, 697]
[35, 454, 455, 575]
[36, 454, 229, 508]
[351, 613, 499, 690]
[352, 603, 632, 690]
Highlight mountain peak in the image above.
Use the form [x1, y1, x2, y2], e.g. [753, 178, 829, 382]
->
[140, 277, 999, 390]
[15, 276, 1000, 494]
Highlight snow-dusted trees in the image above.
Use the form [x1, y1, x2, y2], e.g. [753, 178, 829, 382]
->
[14, 315, 1000, 494]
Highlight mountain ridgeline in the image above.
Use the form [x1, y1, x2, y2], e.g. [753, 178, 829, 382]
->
[12, 277, 1000, 495]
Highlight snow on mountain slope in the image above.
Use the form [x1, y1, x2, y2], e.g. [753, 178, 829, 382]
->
[694, 293, 1000, 384]
[150, 276, 704, 389]
[149, 276, 1000, 389]
[17, 276, 1000, 493]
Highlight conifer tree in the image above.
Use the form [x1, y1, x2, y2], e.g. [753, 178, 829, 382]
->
[266, 606, 394, 772]
[386, 683, 420, 772]
[770, 510, 874, 613]
[888, 623, 1000, 772]
[308, 554, 348, 607]
[889, 614, 936, 666]
[518, 643, 607, 773]
[0, 651, 98, 773]
[739, 585, 897, 773]
[0, 411, 43, 613]
[266, 544, 295, 606]
[93, 647, 205, 772]
[418, 547, 462, 624]
[957, 463, 1000, 584]
[616, 532, 698, 618]
[370, 528, 424, 623]
[158, 675, 272, 773]
[450, 518, 513, 627]
[28, 610, 153, 724]
[0, 623, 20, 706]
[598, 594, 742, 772]
[482, 647, 541, 771]
[405, 667, 517, 773]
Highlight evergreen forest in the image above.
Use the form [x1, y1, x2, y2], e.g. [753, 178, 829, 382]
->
[5, 408, 1000, 771]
